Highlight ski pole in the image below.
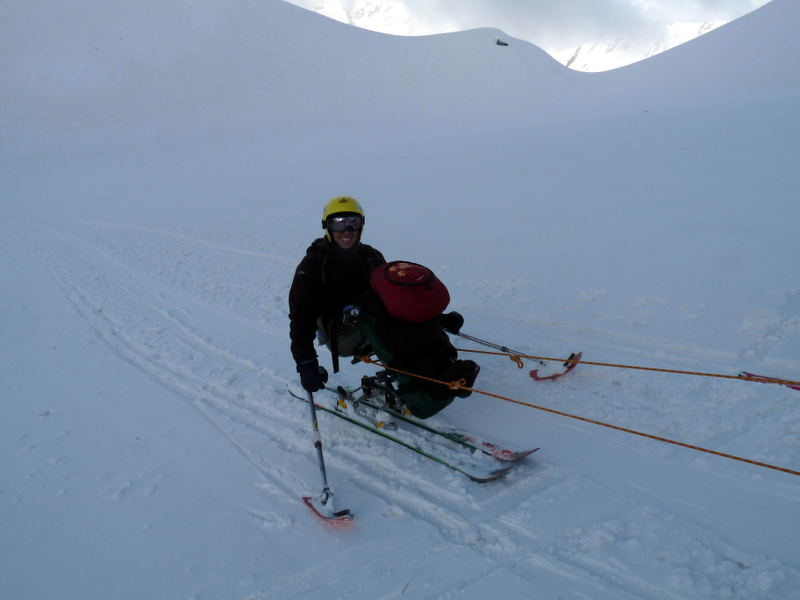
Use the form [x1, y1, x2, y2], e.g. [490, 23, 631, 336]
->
[308, 390, 332, 502]
[455, 332, 546, 366]
[304, 390, 351, 519]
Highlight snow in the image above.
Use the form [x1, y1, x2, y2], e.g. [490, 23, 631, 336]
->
[2, 0, 799, 598]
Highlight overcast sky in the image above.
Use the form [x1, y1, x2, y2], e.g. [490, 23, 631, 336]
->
[287, 0, 771, 69]
[399, 0, 769, 43]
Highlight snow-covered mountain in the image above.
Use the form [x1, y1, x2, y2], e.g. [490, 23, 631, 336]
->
[285, 0, 430, 35]
[283, 0, 758, 71]
[2, 0, 799, 598]
[557, 20, 726, 71]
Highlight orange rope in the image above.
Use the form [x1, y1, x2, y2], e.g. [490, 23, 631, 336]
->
[357, 355, 800, 478]
[455, 348, 800, 388]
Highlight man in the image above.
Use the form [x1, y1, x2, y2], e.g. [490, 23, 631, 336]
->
[289, 196, 386, 392]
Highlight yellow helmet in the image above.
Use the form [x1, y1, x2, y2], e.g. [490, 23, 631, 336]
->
[321, 196, 365, 241]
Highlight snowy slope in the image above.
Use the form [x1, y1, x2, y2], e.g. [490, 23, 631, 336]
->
[2, 0, 799, 599]
[1, 0, 568, 141]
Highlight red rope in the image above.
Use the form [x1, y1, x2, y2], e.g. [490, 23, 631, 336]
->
[455, 348, 800, 389]
[357, 355, 800, 478]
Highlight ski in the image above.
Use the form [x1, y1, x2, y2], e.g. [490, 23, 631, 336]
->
[738, 371, 800, 391]
[288, 386, 513, 483]
[530, 352, 582, 382]
[437, 430, 537, 462]
[343, 388, 538, 462]
[301, 495, 354, 526]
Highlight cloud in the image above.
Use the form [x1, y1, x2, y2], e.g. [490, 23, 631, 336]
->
[402, 0, 769, 46]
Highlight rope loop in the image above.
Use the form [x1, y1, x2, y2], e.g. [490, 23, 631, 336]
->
[509, 354, 524, 369]
[449, 378, 467, 390]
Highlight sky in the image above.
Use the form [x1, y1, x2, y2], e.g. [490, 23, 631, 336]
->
[285, 0, 772, 70]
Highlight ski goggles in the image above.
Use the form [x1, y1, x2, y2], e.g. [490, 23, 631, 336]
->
[326, 215, 363, 232]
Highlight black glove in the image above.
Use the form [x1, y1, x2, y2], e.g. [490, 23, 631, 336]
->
[440, 311, 464, 334]
[297, 359, 329, 392]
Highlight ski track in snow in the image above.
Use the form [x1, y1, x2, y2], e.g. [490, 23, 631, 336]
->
[30, 218, 800, 599]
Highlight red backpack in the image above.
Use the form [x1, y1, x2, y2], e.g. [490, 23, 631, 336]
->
[369, 261, 449, 323]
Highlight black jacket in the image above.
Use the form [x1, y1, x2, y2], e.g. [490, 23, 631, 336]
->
[289, 237, 385, 365]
